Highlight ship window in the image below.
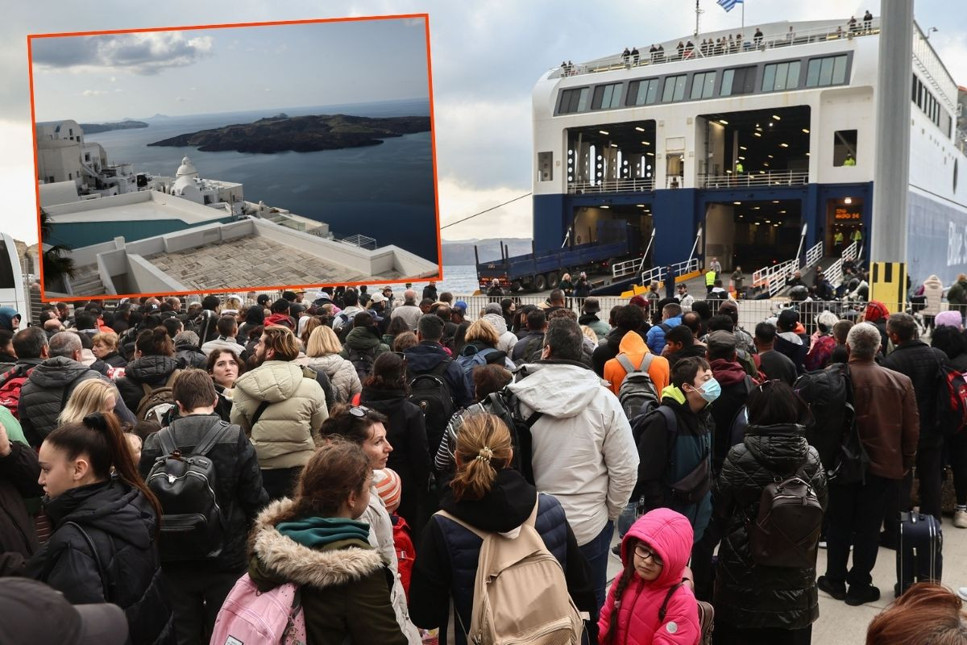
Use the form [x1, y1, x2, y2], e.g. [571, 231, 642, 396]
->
[762, 61, 800, 92]
[720, 66, 756, 96]
[662, 75, 687, 102]
[558, 87, 590, 114]
[591, 83, 622, 110]
[628, 78, 661, 106]
[691, 71, 716, 100]
[833, 130, 858, 167]
[538, 151, 553, 182]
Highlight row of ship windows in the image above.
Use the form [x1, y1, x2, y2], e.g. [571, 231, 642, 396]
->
[912, 75, 952, 137]
[557, 54, 850, 114]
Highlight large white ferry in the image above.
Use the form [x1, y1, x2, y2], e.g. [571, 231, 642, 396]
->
[530, 15, 967, 287]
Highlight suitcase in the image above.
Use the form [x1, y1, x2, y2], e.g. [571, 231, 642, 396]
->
[895, 511, 943, 597]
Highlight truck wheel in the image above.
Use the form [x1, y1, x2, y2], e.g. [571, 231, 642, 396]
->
[534, 274, 548, 291]
[547, 272, 560, 289]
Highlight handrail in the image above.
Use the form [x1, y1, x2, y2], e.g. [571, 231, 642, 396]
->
[752, 257, 799, 297]
[556, 18, 881, 79]
[568, 178, 655, 194]
[841, 240, 858, 262]
[699, 171, 808, 189]
[804, 241, 823, 270]
[613, 256, 645, 278]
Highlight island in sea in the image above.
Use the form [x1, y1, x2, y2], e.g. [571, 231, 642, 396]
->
[78, 120, 149, 134]
[147, 114, 431, 154]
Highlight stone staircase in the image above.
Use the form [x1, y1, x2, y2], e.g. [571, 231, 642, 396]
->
[69, 267, 108, 297]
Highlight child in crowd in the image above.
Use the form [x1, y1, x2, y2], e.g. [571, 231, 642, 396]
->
[598, 508, 701, 645]
[375, 467, 415, 599]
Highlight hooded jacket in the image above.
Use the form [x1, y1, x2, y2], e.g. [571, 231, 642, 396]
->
[712, 423, 826, 630]
[339, 325, 391, 360]
[774, 330, 808, 374]
[300, 353, 361, 403]
[634, 386, 713, 541]
[18, 357, 103, 447]
[579, 312, 611, 341]
[26, 480, 175, 645]
[116, 354, 182, 414]
[248, 499, 407, 645]
[410, 469, 596, 645]
[598, 509, 700, 645]
[173, 342, 206, 370]
[0, 307, 20, 333]
[707, 358, 753, 475]
[603, 331, 671, 398]
[506, 361, 638, 545]
[230, 360, 328, 469]
[922, 275, 944, 316]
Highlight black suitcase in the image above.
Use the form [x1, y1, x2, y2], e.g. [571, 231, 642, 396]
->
[895, 511, 943, 596]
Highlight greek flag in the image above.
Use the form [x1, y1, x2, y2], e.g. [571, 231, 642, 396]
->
[717, 0, 743, 12]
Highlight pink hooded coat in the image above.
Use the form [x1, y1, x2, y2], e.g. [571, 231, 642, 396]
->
[598, 509, 700, 645]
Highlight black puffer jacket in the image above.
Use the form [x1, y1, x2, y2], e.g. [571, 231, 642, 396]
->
[138, 413, 268, 571]
[116, 355, 181, 414]
[881, 340, 948, 436]
[174, 344, 207, 370]
[0, 441, 43, 575]
[712, 422, 827, 631]
[359, 386, 431, 533]
[26, 480, 176, 645]
[18, 357, 103, 447]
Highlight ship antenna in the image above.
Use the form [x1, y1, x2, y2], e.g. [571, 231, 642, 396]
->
[694, 0, 703, 38]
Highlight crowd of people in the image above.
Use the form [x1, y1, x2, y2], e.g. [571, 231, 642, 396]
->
[0, 276, 966, 644]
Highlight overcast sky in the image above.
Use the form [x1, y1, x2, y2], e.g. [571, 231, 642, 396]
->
[3, 0, 966, 246]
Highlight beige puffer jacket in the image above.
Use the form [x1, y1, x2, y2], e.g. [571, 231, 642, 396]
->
[923, 275, 944, 316]
[230, 360, 328, 469]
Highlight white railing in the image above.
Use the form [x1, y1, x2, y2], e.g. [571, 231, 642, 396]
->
[752, 258, 799, 297]
[699, 171, 808, 189]
[557, 18, 881, 78]
[568, 178, 655, 194]
[842, 240, 859, 262]
[825, 241, 860, 288]
[612, 256, 645, 278]
[804, 241, 823, 269]
[613, 256, 699, 282]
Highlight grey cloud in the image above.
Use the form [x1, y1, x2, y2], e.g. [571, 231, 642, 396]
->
[31, 32, 213, 75]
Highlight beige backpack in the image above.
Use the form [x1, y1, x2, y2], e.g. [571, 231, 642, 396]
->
[436, 496, 584, 645]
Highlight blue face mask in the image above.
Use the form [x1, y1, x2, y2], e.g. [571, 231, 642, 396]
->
[697, 378, 721, 404]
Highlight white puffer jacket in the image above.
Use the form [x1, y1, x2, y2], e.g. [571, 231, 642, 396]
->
[299, 353, 361, 403]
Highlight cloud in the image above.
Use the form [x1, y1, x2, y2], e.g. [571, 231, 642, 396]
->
[82, 89, 107, 96]
[31, 31, 214, 75]
[438, 177, 532, 241]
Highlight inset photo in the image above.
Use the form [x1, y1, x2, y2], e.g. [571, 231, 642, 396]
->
[29, 15, 440, 300]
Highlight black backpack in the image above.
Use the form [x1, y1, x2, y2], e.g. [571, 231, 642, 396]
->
[484, 388, 543, 484]
[750, 470, 824, 568]
[794, 363, 869, 484]
[346, 346, 377, 382]
[614, 353, 659, 420]
[146, 420, 232, 561]
[408, 360, 456, 456]
[335, 313, 355, 343]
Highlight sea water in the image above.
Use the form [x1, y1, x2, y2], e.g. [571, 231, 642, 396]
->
[84, 98, 438, 262]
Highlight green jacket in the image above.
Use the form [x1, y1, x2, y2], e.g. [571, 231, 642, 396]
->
[248, 499, 408, 645]
[948, 280, 967, 306]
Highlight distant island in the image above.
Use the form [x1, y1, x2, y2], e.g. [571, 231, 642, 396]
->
[79, 120, 149, 134]
[147, 114, 431, 154]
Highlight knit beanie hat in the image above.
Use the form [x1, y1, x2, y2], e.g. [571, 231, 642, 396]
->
[935, 310, 963, 330]
[373, 468, 402, 514]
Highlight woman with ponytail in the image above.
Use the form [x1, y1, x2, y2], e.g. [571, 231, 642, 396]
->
[26, 412, 175, 644]
[408, 413, 596, 645]
[116, 326, 181, 414]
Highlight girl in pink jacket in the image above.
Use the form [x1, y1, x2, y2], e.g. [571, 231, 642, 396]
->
[598, 508, 700, 645]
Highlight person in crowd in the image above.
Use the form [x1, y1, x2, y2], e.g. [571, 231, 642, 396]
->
[805, 311, 840, 371]
[881, 312, 949, 540]
[579, 297, 610, 341]
[138, 369, 266, 645]
[91, 331, 126, 369]
[263, 299, 296, 330]
[404, 314, 473, 430]
[0, 329, 15, 373]
[205, 347, 244, 422]
[200, 316, 246, 359]
[230, 325, 329, 500]
[57, 378, 123, 427]
[0, 307, 21, 333]
[774, 310, 809, 374]
[936, 309, 964, 331]
[0, 416, 43, 576]
[715, 300, 754, 353]
[26, 412, 175, 644]
[512, 309, 548, 365]
[358, 352, 431, 535]
[676, 283, 695, 311]
[598, 509, 700, 645]
[635, 352, 716, 547]
[245, 440, 407, 644]
[948, 273, 967, 322]
[332, 289, 364, 335]
[481, 306, 518, 356]
[829, 319, 854, 364]
[422, 281, 438, 303]
[574, 272, 591, 301]
[866, 582, 967, 644]
[301, 325, 361, 404]
[237, 304, 264, 341]
[382, 316, 413, 352]
[115, 327, 182, 415]
[410, 413, 597, 644]
[931, 325, 967, 528]
[645, 303, 684, 356]
[507, 317, 639, 609]
[713, 380, 827, 644]
[320, 404, 421, 644]
[818, 323, 919, 606]
[593, 301, 649, 376]
[754, 321, 798, 385]
[340, 311, 391, 378]
[390, 289, 424, 331]
[663, 324, 707, 369]
[20, 331, 134, 448]
[168, 328, 205, 371]
[704, 314, 758, 378]
[603, 316, 670, 398]
[456, 319, 515, 392]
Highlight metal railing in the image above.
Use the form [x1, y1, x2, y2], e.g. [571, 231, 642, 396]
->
[699, 170, 808, 189]
[804, 240, 824, 269]
[751, 258, 799, 297]
[568, 178, 655, 194]
[823, 241, 859, 288]
[612, 255, 645, 279]
[557, 18, 881, 79]
[640, 257, 701, 285]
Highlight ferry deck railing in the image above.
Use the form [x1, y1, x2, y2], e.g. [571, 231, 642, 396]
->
[822, 241, 859, 287]
[638, 257, 700, 285]
[568, 178, 655, 194]
[699, 171, 808, 189]
[557, 18, 881, 78]
[612, 256, 645, 279]
[804, 241, 824, 270]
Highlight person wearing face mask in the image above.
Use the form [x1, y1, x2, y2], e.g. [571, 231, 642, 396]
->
[633, 356, 717, 543]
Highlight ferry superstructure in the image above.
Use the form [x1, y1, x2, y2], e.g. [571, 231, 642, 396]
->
[531, 17, 967, 285]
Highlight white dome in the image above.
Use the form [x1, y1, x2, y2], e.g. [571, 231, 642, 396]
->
[172, 174, 202, 202]
[175, 156, 199, 179]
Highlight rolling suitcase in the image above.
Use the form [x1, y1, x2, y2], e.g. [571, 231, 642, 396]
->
[895, 511, 943, 596]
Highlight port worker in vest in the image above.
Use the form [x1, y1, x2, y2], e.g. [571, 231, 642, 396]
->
[844, 153, 856, 166]
[834, 229, 844, 252]
[852, 227, 863, 244]
[705, 268, 717, 295]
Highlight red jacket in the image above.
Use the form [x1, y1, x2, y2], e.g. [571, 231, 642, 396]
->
[598, 509, 700, 645]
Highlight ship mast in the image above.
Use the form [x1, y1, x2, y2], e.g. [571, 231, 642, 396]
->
[694, 0, 703, 38]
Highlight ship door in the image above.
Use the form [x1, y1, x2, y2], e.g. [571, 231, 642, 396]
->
[704, 203, 736, 271]
[826, 196, 864, 255]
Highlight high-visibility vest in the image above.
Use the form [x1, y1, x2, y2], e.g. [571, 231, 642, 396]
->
[705, 270, 716, 286]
